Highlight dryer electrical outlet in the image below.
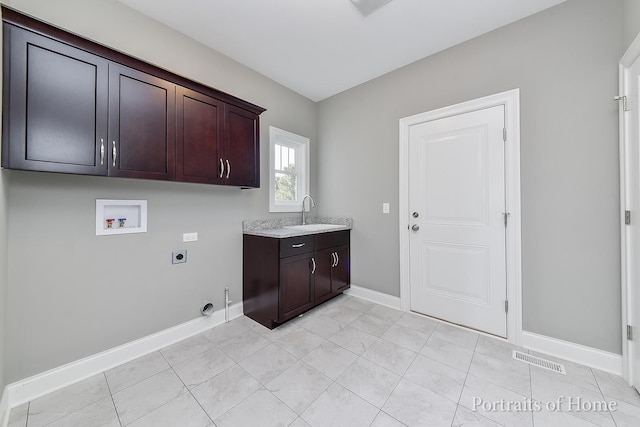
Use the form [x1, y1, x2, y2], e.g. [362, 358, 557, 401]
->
[172, 250, 187, 264]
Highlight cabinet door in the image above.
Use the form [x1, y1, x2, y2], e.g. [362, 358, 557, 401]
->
[332, 245, 350, 294]
[279, 253, 315, 322]
[2, 25, 108, 175]
[176, 87, 224, 184]
[314, 248, 334, 304]
[223, 104, 259, 187]
[108, 64, 176, 180]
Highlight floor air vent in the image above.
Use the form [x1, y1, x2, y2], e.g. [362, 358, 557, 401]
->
[512, 350, 566, 374]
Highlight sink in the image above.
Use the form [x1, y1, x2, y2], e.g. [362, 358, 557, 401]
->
[283, 224, 344, 232]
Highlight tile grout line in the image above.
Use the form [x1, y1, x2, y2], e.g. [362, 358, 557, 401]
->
[104, 351, 173, 397]
[288, 304, 403, 424]
[103, 372, 124, 427]
[249, 312, 330, 422]
[236, 328, 334, 425]
[115, 353, 200, 426]
[455, 336, 510, 427]
[159, 349, 217, 426]
[245, 355, 304, 421]
[332, 355, 380, 410]
[367, 315, 433, 425]
[26, 374, 118, 427]
[591, 367, 620, 427]
[451, 332, 481, 427]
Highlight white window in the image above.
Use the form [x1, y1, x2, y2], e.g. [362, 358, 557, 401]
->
[269, 126, 310, 212]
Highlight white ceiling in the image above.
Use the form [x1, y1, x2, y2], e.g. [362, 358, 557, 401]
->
[118, 0, 566, 101]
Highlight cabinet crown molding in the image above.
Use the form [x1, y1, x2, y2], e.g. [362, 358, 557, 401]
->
[1, 5, 266, 115]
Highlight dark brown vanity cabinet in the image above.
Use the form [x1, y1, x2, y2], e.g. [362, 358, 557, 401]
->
[279, 251, 316, 322]
[314, 244, 350, 305]
[1, 7, 264, 187]
[243, 230, 350, 329]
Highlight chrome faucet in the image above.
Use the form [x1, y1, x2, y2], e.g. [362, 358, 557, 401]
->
[301, 195, 316, 225]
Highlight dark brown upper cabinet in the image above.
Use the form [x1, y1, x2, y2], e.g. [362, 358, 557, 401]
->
[224, 105, 260, 187]
[176, 87, 223, 184]
[2, 23, 109, 175]
[109, 64, 176, 181]
[176, 90, 259, 187]
[1, 6, 265, 187]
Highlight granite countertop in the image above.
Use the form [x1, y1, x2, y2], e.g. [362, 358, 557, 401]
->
[243, 217, 353, 238]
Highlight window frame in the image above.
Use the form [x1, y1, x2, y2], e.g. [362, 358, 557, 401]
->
[269, 126, 310, 213]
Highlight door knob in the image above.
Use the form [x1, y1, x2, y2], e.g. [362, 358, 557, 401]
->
[412, 212, 419, 218]
[411, 224, 420, 231]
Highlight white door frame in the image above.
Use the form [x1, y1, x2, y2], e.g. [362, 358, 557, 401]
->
[399, 89, 523, 345]
[619, 33, 640, 384]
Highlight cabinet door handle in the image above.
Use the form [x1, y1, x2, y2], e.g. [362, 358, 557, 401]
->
[112, 141, 117, 167]
[292, 243, 305, 248]
[331, 252, 336, 267]
[311, 257, 316, 274]
[335, 252, 339, 267]
[226, 159, 231, 179]
[100, 139, 104, 165]
[219, 159, 224, 178]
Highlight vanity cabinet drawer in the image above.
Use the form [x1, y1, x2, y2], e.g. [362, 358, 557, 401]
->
[280, 235, 315, 258]
[315, 230, 350, 250]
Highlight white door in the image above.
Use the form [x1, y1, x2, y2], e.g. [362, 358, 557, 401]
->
[409, 105, 507, 337]
[623, 44, 640, 389]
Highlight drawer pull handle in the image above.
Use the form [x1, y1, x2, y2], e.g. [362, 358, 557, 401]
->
[311, 257, 316, 274]
[292, 243, 305, 248]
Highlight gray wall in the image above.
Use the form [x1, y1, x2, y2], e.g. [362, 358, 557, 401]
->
[0, 98, 6, 394]
[317, 0, 623, 353]
[3, 0, 317, 382]
[623, 0, 640, 50]
[0, 0, 7, 394]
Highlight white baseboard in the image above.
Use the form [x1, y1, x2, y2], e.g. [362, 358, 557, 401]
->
[346, 284, 402, 310]
[522, 331, 622, 375]
[0, 388, 9, 427]
[346, 288, 621, 375]
[1, 302, 244, 420]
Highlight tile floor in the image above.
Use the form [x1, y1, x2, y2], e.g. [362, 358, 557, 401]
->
[7, 294, 640, 427]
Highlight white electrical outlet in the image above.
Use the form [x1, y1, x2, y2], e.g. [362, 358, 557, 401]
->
[183, 232, 198, 242]
[383, 203, 390, 214]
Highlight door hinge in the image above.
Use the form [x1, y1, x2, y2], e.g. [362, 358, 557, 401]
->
[625, 210, 631, 225]
[614, 95, 629, 112]
[628, 325, 633, 341]
[503, 128, 507, 142]
[505, 300, 509, 313]
[503, 212, 510, 227]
